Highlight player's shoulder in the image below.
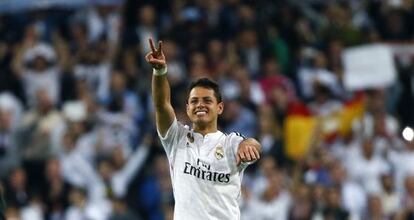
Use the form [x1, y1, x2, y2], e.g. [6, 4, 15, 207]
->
[226, 131, 247, 140]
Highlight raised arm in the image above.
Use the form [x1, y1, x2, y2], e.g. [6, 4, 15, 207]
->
[145, 38, 175, 136]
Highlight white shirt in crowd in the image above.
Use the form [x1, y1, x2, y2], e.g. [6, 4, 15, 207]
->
[242, 190, 291, 220]
[347, 154, 390, 194]
[158, 118, 250, 220]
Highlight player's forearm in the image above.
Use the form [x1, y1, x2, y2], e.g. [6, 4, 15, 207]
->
[152, 74, 172, 110]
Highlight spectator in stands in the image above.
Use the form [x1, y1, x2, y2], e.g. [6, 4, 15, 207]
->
[243, 169, 291, 220]
[379, 172, 400, 218]
[0, 93, 22, 179]
[12, 42, 61, 107]
[41, 158, 72, 219]
[4, 168, 29, 208]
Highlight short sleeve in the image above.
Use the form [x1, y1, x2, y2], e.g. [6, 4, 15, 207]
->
[157, 118, 187, 159]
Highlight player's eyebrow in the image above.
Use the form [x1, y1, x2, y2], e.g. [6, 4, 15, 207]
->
[190, 96, 213, 100]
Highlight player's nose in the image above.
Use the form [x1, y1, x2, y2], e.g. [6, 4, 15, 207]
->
[196, 101, 206, 108]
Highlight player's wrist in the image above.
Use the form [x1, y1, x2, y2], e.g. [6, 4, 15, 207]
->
[153, 66, 167, 76]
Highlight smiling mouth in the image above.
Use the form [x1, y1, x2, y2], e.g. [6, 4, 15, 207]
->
[195, 110, 207, 116]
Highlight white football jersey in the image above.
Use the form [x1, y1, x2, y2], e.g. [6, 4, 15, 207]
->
[158, 118, 249, 220]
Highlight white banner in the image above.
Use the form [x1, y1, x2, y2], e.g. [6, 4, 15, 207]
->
[342, 44, 397, 91]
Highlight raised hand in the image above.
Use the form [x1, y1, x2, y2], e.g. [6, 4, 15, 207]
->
[145, 38, 166, 70]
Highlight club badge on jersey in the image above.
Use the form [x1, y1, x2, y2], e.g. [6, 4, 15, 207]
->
[187, 132, 194, 143]
[215, 144, 224, 160]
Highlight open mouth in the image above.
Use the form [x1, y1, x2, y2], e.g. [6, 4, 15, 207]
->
[195, 110, 208, 116]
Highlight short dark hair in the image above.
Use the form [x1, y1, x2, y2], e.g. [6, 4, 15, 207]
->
[188, 78, 222, 103]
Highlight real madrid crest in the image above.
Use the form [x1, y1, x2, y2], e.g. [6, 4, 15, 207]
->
[215, 144, 224, 160]
[187, 132, 194, 143]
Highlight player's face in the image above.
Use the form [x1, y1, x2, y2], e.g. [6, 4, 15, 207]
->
[186, 87, 223, 126]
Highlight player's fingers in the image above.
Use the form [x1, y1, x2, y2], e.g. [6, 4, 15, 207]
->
[149, 59, 165, 66]
[157, 40, 163, 53]
[251, 147, 260, 159]
[248, 147, 256, 160]
[145, 52, 153, 62]
[148, 38, 156, 53]
[244, 149, 252, 161]
[239, 151, 246, 161]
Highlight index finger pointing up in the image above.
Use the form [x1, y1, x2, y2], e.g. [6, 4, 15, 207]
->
[148, 38, 156, 53]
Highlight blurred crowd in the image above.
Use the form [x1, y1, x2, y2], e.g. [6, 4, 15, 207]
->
[0, 0, 414, 219]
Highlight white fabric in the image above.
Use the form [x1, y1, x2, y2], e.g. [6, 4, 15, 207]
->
[20, 204, 43, 220]
[22, 67, 60, 106]
[388, 150, 414, 193]
[64, 200, 112, 220]
[298, 67, 341, 98]
[23, 43, 56, 63]
[111, 145, 150, 197]
[347, 154, 390, 194]
[342, 181, 367, 218]
[74, 63, 111, 102]
[242, 191, 291, 220]
[158, 118, 248, 220]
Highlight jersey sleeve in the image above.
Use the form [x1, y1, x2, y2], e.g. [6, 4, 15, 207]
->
[228, 132, 252, 169]
[157, 117, 187, 160]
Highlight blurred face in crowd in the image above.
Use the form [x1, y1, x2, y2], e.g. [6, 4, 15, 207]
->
[262, 169, 284, 201]
[269, 86, 289, 110]
[5, 207, 20, 220]
[63, 132, 76, 152]
[110, 71, 127, 93]
[362, 138, 374, 159]
[33, 56, 49, 71]
[0, 109, 12, 131]
[98, 160, 114, 181]
[186, 87, 223, 128]
[312, 184, 326, 205]
[207, 39, 223, 59]
[139, 5, 156, 26]
[330, 161, 347, 184]
[9, 168, 26, 190]
[35, 89, 54, 113]
[239, 29, 257, 48]
[381, 173, 394, 193]
[290, 185, 312, 219]
[263, 59, 280, 76]
[222, 99, 240, 122]
[69, 188, 86, 207]
[326, 187, 341, 208]
[259, 156, 277, 178]
[111, 147, 125, 170]
[45, 159, 61, 181]
[405, 175, 414, 196]
[368, 195, 383, 217]
[366, 90, 386, 114]
[163, 40, 178, 60]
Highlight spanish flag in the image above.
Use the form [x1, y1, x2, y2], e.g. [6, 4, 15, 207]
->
[284, 94, 364, 161]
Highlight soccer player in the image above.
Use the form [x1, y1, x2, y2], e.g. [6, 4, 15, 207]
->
[146, 38, 261, 219]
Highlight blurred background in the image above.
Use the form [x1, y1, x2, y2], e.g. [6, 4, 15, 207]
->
[0, 0, 414, 219]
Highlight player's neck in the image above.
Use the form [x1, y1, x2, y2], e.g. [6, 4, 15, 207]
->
[193, 122, 218, 136]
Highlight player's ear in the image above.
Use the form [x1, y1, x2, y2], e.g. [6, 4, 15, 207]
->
[217, 102, 224, 115]
[186, 103, 190, 114]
